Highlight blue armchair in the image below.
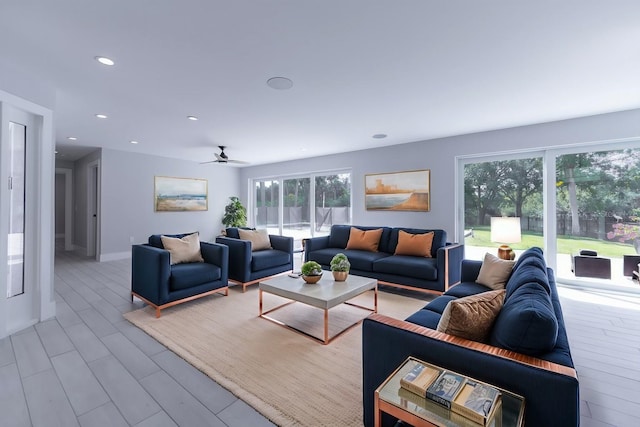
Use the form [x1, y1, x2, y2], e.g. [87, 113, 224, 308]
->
[131, 232, 229, 317]
[215, 228, 294, 292]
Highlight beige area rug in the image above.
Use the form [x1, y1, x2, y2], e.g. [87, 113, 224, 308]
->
[124, 286, 429, 426]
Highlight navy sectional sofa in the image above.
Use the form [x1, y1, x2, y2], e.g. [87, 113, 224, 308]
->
[305, 225, 464, 294]
[362, 247, 579, 427]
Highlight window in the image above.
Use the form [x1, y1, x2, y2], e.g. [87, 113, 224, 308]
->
[459, 140, 640, 291]
[252, 171, 351, 244]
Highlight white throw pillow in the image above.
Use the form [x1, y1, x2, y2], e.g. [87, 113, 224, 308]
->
[238, 229, 272, 251]
[476, 252, 515, 290]
[161, 232, 204, 265]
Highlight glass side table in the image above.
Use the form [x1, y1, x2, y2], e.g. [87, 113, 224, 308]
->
[375, 357, 525, 427]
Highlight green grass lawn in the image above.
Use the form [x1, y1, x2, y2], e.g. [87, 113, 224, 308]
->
[465, 227, 635, 258]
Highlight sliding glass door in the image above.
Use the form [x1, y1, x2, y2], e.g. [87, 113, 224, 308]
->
[252, 170, 351, 245]
[463, 156, 543, 260]
[555, 148, 640, 285]
[460, 141, 640, 291]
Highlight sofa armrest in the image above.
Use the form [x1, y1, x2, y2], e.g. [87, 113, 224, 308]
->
[303, 235, 330, 261]
[215, 236, 252, 282]
[269, 234, 293, 253]
[362, 314, 579, 427]
[200, 242, 229, 283]
[131, 244, 171, 305]
[436, 243, 464, 291]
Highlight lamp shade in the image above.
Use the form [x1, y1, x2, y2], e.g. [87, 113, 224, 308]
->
[490, 217, 521, 244]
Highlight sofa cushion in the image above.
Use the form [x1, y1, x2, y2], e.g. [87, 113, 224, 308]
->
[251, 249, 290, 271]
[346, 227, 383, 252]
[405, 308, 442, 330]
[170, 262, 221, 291]
[161, 233, 204, 265]
[476, 252, 514, 290]
[424, 295, 457, 314]
[224, 227, 256, 239]
[444, 282, 493, 298]
[389, 228, 446, 258]
[394, 230, 434, 257]
[437, 290, 505, 342]
[238, 228, 272, 251]
[309, 248, 388, 271]
[372, 255, 438, 281]
[512, 246, 545, 271]
[490, 282, 558, 355]
[505, 256, 551, 299]
[149, 231, 198, 249]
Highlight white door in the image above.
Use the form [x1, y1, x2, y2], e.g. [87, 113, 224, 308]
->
[1, 106, 36, 332]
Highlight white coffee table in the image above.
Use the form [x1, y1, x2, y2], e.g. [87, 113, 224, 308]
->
[259, 273, 378, 344]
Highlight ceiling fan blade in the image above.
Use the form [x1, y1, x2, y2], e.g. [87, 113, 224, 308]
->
[227, 159, 250, 164]
[199, 160, 219, 164]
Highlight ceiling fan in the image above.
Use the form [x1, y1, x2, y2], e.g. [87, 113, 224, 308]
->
[201, 146, 249, 165]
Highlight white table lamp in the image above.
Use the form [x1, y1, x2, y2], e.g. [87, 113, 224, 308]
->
[490, 217, 521, 260]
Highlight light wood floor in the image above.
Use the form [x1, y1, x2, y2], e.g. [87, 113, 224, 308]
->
[1, 248, 639, 426]
[557, 285, 640, 426]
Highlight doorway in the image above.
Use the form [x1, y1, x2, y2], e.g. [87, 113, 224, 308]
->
[55, 168, 73, 251]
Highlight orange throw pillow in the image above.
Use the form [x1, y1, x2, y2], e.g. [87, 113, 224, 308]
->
[394, 230, 434, 258]
[345, 227, 383, 252]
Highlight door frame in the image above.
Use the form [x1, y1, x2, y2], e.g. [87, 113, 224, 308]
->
[86, 159, 101, 260]
[0, 90, 55, 339]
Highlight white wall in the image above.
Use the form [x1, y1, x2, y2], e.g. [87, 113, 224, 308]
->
[240, 108, 640, 240]
[99, 149, 241, 260]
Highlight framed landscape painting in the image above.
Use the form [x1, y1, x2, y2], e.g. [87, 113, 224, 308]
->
[365, 169, 430, 211]
[154, 176, 208, 212]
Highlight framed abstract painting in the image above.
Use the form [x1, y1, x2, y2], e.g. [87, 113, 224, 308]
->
[365, 169, 430, 211]
[154, 176, 208, 212]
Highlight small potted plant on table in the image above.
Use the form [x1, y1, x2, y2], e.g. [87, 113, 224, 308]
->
[330, 253, 350, 281]
[301, 261, 323, 284]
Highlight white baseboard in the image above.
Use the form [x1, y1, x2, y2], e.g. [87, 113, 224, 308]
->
[99, 251, 132, 262]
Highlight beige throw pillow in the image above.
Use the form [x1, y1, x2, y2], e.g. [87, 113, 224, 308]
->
[238, 229, 272, 251]
[394, 230, 434, 257]
[437, 289, 506, 342]
[476, 252, 515, 290]
[161, 232, 204, 265]
[345, 227, 383, 252]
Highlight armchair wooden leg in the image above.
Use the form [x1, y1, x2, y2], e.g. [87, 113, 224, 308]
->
[155, 307, 161, 318]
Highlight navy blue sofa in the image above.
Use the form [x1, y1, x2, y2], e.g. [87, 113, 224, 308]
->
[305, 225, 464, 294]
[362, 247, 579, 427]
[131, 233, 229, 317]
[215, 228, 294, 292]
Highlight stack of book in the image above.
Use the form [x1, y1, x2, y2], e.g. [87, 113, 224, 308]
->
[400, 361, 502, 426]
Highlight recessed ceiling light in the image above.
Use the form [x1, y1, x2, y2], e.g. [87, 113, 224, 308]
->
[372, 134, 387, 139]
[95, 56, 115, 66]
[67, 136, 77, 141]
[95, 114, 108, 119]
[130, 140, 139, 144]
[187, 115, 198, 121]
[267, 77, 294, 90]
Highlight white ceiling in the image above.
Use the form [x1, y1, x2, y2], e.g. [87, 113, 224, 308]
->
[2, 1, 640, 165]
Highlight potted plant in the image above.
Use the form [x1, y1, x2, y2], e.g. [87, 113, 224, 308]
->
[330, 253, 350, 281]
[301, 260, 323, 284]
[222, 196, 247, 232]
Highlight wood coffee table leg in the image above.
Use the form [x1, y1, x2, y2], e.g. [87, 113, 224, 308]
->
[324, 309, 329, 344]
